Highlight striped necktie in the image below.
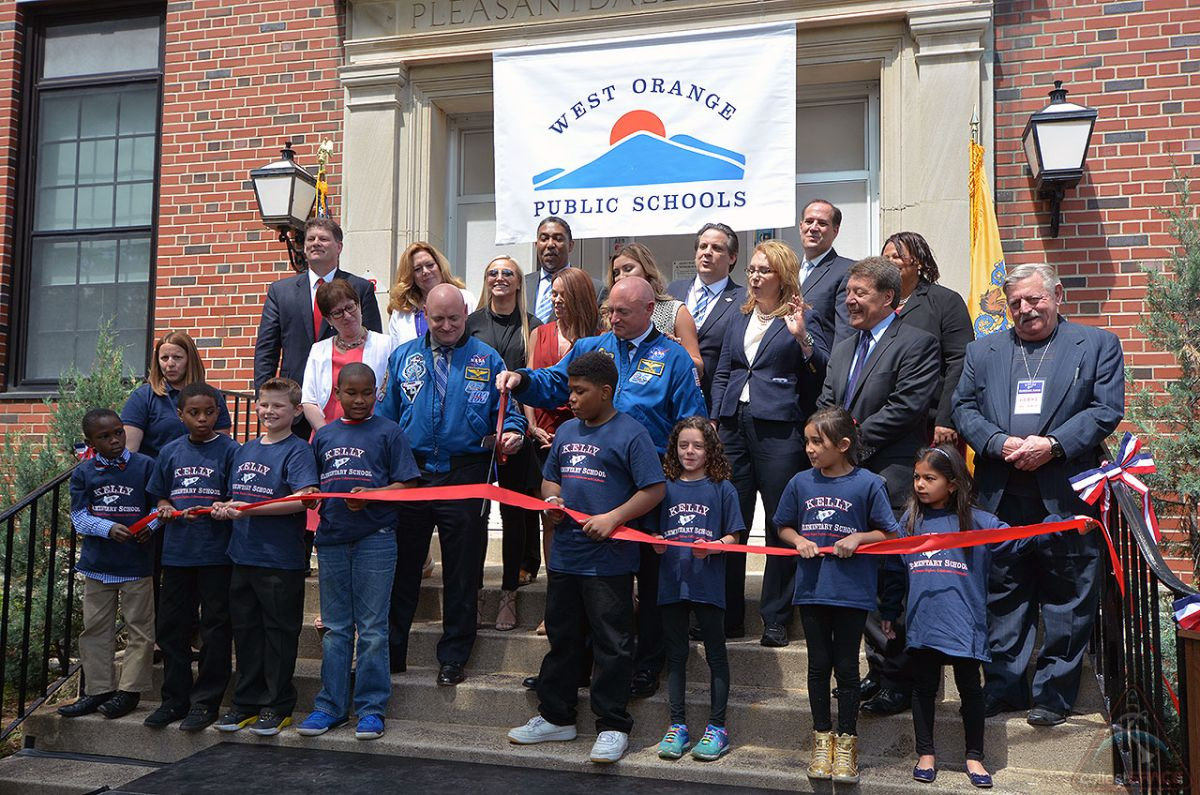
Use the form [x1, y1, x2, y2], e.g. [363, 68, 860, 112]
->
[535, 273, 554, 322]
[693, 284, 714, 326]
[434, 346, 451, 406]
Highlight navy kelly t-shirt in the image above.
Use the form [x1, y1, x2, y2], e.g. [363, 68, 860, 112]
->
[657, 477, 744, 608]
[543, 412, 665, 577]
[312, 415, 420, 545]
[148, 434, 240, 567]
[773, 467, 900, 612]
[227, 434, 320, 570]
[899, 506, 1006, 662]
[121, 383, 233, 459]
[70, 453, 158, 578]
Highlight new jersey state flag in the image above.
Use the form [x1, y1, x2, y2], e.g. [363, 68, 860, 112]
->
[968, 139, 1010, 337]
[492, 22, 796, 244]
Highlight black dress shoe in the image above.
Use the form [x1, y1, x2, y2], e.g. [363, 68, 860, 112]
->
[97, 690, 140, 719]
[630, 670, 659, 698]
[983, 696, 1021, 718]
[760, 624, 789, 647]
[58, 691, 115, 718]
[390, 660, 407, 674]
[143, 702, 188, 727]
[522, 675, 539, 690]
[859, 676, 882, 703]
[1027, 706, 1066, 726]
[861, 688, 911, 716]
[437, 662, 466, 686]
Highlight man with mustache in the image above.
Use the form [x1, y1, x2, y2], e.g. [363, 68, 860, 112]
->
[524, 216, 607, 322]
[952, 263, 1124, 727]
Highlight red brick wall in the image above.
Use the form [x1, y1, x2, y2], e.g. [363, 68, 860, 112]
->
[993, 0, 1200, 570]
[156, 0, 346, 391]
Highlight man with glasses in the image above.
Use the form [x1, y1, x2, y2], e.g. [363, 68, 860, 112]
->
[952, 263, 1124, 727]
[667, 222, 746, 408]
[255, 217, 382, 436]
[524, 217, 607, 322]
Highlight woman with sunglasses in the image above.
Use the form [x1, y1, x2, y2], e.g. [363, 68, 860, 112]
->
[301, 278, 396, 432]
[467, 257, 544, 632]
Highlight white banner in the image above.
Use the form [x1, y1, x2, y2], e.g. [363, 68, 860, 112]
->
[492, 22, 796, 244]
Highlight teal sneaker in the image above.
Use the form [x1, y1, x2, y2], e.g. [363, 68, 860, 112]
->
[657, 724, 690, 759]
[692, 724, 731, 761]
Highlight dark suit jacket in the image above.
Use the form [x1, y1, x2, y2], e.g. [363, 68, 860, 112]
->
[523, 267, 607, 317]
[951, 318, 1125, 517]
[709, 310, 829, 424]
[895, 279, 974, 429]
[802, 248, 854, 344]
[667, 277, 745, 405]
[253, 268, 382, 388]
[818, 319, 940, 505]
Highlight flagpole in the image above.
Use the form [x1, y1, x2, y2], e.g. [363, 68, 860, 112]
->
[971, 105, 979, 145]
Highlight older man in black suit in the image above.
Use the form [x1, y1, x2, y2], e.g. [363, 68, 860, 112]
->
[523, 216, 606, 322]
[667, 221, 745, 410]
[953, 263, 1124, 727]
[253, 217, 382, 394]
[798, 199, 855, 344]
[817, 256, 939, 714]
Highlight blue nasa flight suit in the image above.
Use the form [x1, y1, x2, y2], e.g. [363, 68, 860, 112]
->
[514, 326, 707, 680]
[378, 333, 526, 669]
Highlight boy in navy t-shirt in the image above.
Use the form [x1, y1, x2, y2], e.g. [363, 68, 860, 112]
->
[209, 377, 319, 737]
[58, 409, 158, 721]
[144, 382, 240, 733]
[507, 351, 666, 765]
[297, 363, 419, 742]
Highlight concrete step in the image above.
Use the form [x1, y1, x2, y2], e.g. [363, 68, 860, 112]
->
[0, 750, 159, 795]
[22, 709, 1120, 794]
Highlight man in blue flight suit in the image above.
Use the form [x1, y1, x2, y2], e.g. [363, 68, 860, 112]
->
[497, 276, 707, 698]
[380, 283, 526, 687]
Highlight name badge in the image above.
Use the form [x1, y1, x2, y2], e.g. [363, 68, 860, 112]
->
[1014, 379, 1044, 415]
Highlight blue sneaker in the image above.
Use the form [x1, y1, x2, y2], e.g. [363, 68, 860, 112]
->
[692, 724, 731, 761]
[296, 710, 347, 737]
[658, 724, 690, 759]
[355, 714, 385, 740]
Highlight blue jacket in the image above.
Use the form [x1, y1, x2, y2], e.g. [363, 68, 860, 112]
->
[378, 333, 526, 473]
[516, 327, 707, 453]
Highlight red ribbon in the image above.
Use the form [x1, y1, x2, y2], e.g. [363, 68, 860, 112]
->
[129, 482, 1089, 558]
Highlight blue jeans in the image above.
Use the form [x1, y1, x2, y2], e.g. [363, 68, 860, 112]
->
[313, 528, 397, 719]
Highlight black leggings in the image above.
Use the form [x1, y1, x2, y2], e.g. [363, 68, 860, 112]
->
[661, 601, 730, 727]
[799, 604, 867, 736]
[911, 648, 985, 761]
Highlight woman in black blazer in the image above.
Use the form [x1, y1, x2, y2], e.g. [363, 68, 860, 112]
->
[710, 240, 829, 642]
[883, 232, 974, 446]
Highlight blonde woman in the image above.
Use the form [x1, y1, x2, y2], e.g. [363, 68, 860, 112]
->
[386, 242, 476, 346]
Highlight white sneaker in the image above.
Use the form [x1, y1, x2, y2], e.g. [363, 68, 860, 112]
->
[589, 730, 629, 763]
[507, 715, 577, 744]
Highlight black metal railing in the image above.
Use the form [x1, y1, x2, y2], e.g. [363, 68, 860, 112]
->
[1094, 474, 1197, 793]
[0, 465, 79, 742]
[223, 389, 261, 443]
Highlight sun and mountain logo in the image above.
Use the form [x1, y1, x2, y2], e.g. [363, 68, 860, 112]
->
[533, 110, 746, 191]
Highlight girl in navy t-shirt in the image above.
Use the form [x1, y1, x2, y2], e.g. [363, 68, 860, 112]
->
[653, 417, 744, 763]
[887, 445, 1001, 789]
[774, 407, 899, 784]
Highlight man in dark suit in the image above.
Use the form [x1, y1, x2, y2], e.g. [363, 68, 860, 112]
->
[253, 217, 382, 392]
[667, 221, 745, 409]
[953, 263, 1124, 727]
[798, 200, 855, 344]
[523, 216, 606, 322]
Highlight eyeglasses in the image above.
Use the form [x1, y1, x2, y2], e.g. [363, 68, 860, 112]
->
[486, 268, 516, 278]
[1006, 294, 1049, 312]
[746, 267, 774, 276]
[328, 304, 360, 320]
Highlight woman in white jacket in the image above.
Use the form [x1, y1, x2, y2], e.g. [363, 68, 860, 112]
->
[301, 278, 395, 432]
[386, 242, 475, 346]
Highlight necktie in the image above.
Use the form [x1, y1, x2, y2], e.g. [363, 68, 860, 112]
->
[434, 346, 450, 406]
[535, 273, 554, 322]
[693, 285, 713, 327]
[842, 331, 872, 409]
[621, 339, 637, 364]
[313, 276, 326, 340]
[799, 260, 814, 287]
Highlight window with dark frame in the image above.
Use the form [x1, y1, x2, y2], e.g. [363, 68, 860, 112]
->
[14, 11, 163, 386]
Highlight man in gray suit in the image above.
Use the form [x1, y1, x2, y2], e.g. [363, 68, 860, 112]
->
[798, 199, 855, 344]
[523, 216, 606, 322]
[953, 263, 1124, 727]
[666, 221, 745, 408]
[253, 217, 382, 391]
